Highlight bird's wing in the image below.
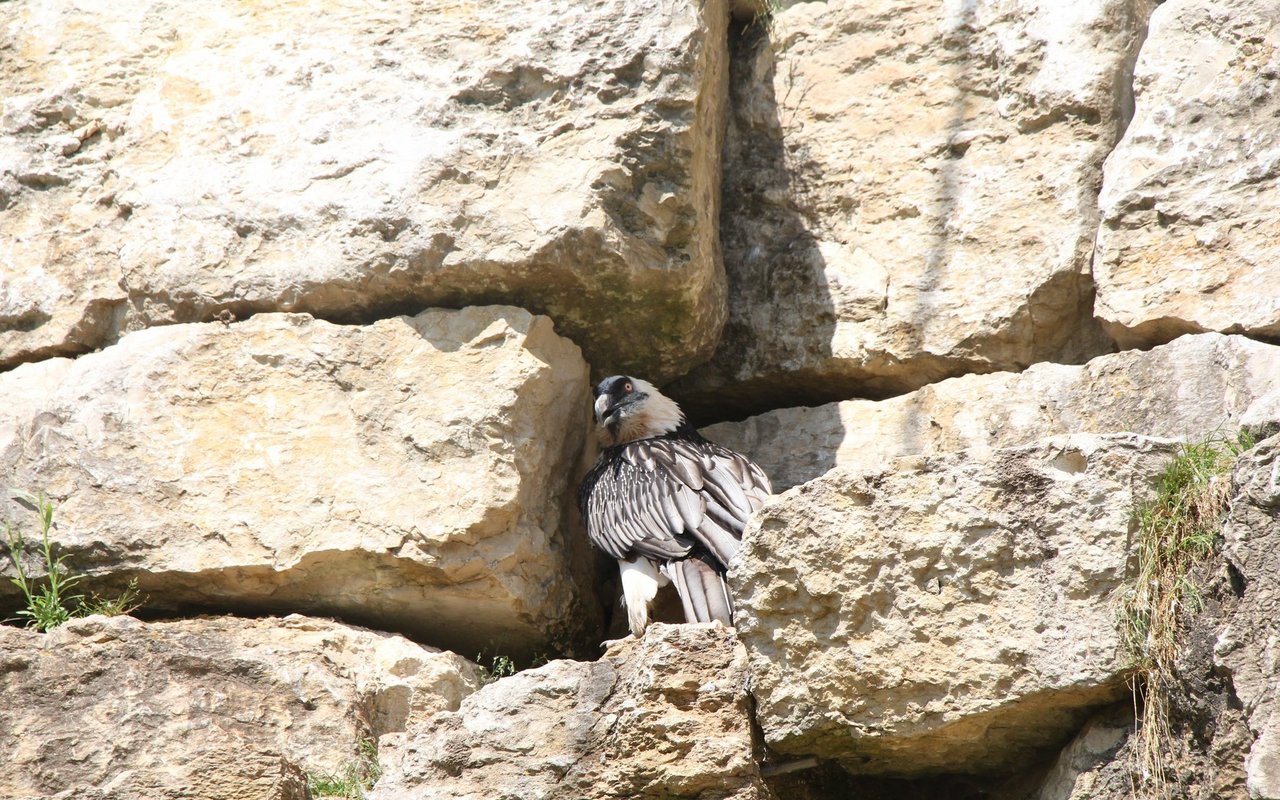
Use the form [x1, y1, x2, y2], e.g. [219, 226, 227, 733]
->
[579, 436, 772, 569]
[579, 452, 696, 563]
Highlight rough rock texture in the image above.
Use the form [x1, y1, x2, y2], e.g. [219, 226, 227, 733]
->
[1158, 563, 1254, 800]
[670, 0, 1150, 421]
[1001, 438, 1280, 800]
[705, 333, 1280, 492]
[1218, 434, 1280, 799]
[732, 433, 1176, 776]
[1007, 705, 1135, 800]
[0, 0, 728, 382]
[372, 623, 772, 800]
[0, 614, 481, 800]
[0, 306, 597, 658]
[1094, 0, 1280, 348]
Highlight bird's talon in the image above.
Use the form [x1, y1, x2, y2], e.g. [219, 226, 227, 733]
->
[601, 635, 635, 651]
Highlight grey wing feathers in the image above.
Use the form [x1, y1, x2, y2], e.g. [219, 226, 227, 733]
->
[579, 435, 772, 571]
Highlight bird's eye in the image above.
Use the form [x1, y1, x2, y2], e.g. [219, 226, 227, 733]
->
[624, 382, 633, 393]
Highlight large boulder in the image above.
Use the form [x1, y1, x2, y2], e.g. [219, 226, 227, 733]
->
[732, 433, 1175, 776]
[670, 0, 1150, 421]
[0, 614, 481, 800]
[0, 0, 729, 382]
[0, 306, 598, 658]
[705, 333, 1280, 492]
[1094, 0, 1280, 348]
[1218, 433, 1280, 799]
[372, 623, 772, 800]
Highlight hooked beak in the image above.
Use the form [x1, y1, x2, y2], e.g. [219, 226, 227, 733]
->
[594, 393, 615, 425]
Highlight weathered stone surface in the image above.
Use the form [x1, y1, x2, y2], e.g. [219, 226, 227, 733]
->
[1094, 0, 1280, 348]
[1008, 705, 1134, 800]
[732, 433, 1176, 776]
[1159, 564, 1254, 800]
[670, 0, 1149, 420]
[0, 614, 481, 800]
[1218, 434, 1280, 799]
[0, 306, 598, 658]
[706, 333, 1280, 492]
[0, 0, 728, 382]
[373, 623, 772, 800]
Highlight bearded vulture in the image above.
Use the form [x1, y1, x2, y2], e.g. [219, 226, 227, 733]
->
[577, 375, 772, 636]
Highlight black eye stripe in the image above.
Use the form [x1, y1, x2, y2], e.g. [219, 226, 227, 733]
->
[592, 375, 636, 401]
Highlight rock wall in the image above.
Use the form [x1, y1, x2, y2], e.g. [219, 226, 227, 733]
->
[1094, 0, 1280, 348]
[734, 434, 1174, 775]
[372, 624, 771, 800]
[1218, 435, 1280, 798]
[0, 0, 729, 382]
[0, 306, 598, 660]
[3, 0, 1279, 797]
[669, 0, 1149, 420]
[0, 614, 481, 799]
[704, 332, 1280, 492]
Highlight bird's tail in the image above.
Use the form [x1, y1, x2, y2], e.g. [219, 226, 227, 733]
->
[665, 555, 733, 626]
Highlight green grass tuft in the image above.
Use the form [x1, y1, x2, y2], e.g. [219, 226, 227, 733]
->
[82, 579, 144, 618]
[4, 490, 144, 631]
[307, 739, 381, 799]
[1119, 430, 1254, 797]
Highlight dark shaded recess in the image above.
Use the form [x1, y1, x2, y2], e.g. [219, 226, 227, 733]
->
[0, 308, 53, 334]
[594, 557, 691, 643]
[676, 368, 892, 429]
[0, 592, 582, 672]
[759, 705, 1139, 800]
[764, 760, 996, 800]
[0, 556, 598, 670]
[668, 7, 982, 426]
[665, 14, 842, 425]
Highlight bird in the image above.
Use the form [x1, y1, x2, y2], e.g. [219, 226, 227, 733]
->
[577, 375, 772, 637]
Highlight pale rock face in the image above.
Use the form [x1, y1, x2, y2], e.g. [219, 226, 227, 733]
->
[705, 333, 1280, 492]
[732, 433, 1176, 775]
[1094, 0, 1280, 348]
[670, 0, 1150, 420]
[1014, 705, 1135, 800]
[0, 306, 598, 658]
[1217, 434, 1280, 800]
[0, 614, 482, 800]
[372, 623, 773, 800]
[0, 0, 729, 382]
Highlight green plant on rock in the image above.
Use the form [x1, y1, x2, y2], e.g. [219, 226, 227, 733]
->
[82, 579, 144, 618]
[307, 739, 381, 799]
[476, 651, 517, 686]
[1119, 430, 1254, 797]
[3, 490, 143, 631]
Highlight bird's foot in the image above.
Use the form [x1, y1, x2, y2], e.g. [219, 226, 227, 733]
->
[600, 634, 635, 652]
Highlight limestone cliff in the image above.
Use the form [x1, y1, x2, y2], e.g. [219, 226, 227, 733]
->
[2, 0, 1278, 798]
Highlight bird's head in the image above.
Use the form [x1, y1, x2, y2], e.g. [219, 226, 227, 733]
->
[592, 375, 685, 446]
